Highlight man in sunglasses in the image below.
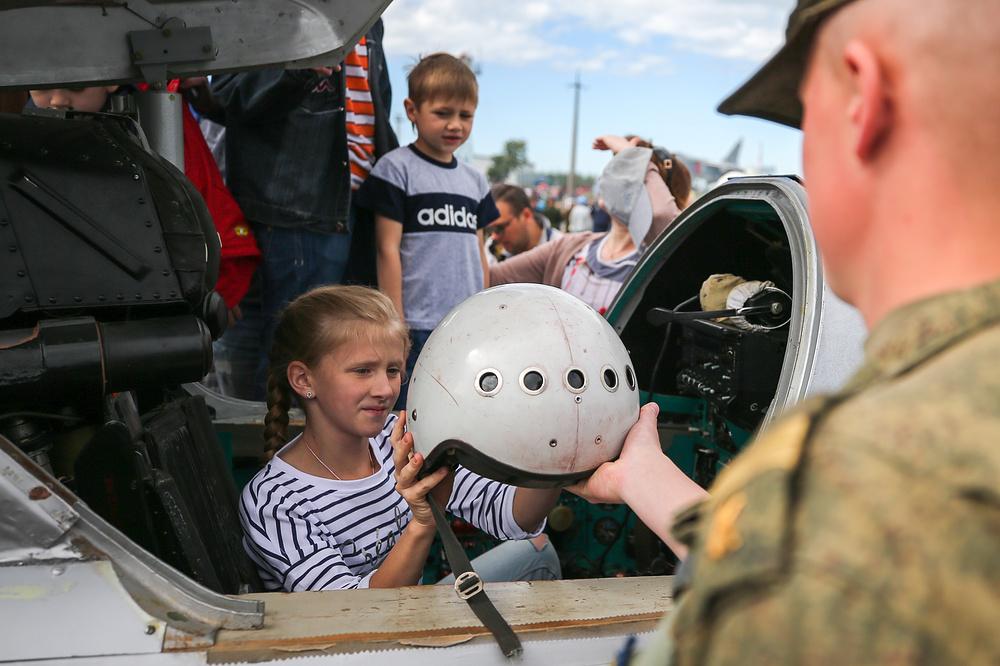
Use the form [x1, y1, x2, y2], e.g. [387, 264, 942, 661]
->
[485, 183, 561, 261]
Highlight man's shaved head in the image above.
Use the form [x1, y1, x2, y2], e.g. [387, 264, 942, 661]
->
[799, 0, 1000, 323]
[816, 0, 1000, 169]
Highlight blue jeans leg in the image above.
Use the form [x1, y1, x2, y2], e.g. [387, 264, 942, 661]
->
[251, 224, 353, 400]
[210, 274, 266, 401]
[437, 537, 562, 585]
[395, 328, 432, 410]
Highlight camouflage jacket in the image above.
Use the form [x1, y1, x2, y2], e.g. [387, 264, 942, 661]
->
[636, 279, 1000, 665]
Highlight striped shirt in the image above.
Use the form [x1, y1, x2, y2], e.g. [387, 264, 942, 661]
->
[560, 234, 638, 315]
[239, 413, 538, 591]
[344, 37, 376, 191]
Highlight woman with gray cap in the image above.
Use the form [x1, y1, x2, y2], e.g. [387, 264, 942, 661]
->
[489, 135, 690, 315]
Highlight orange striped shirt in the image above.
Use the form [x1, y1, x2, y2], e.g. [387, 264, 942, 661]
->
[344, 38, 375, 191]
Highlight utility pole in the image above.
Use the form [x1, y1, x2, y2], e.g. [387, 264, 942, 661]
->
[567, 71, 582, 199]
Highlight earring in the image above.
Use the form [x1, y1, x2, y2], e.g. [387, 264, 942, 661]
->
[305, 390, 315, 399]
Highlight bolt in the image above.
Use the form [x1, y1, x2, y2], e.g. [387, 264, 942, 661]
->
[28, 486, 50, 500]
[51, 565, 65, 577]
[24, 295, 33, 303]
[48, 297, 56, 304]
[595, 435, 603, 445]
[145, 625, 156, 635]
[153, 245, 162, 253]
[549, 439, 558, 448]
[16, 270, 25, 277]
[73, 296, 82, 303]
[8, 244, 16, 252]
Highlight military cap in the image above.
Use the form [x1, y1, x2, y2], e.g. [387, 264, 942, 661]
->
[718, 0, 860, 128]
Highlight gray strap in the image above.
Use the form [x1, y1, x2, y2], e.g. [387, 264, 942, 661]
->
[427, 495, 522, 658]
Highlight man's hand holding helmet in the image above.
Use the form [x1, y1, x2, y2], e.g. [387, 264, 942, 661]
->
[567, 402, 708, 559]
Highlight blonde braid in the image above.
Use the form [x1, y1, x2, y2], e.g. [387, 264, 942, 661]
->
[262, 370, 291, 462]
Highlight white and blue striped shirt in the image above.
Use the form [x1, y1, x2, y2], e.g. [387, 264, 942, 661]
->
[239, 413, 538, 591]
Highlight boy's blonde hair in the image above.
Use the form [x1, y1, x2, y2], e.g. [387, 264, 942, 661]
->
[407, 53, 478, 107]
[262, 285, 410, 460]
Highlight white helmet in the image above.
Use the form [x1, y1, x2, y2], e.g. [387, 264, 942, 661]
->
[406, 284, 640, 487]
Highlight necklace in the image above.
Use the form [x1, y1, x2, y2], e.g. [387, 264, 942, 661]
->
[303, 435, 377, 481]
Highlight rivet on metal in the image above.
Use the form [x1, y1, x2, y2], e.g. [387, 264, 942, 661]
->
[28, 486, 50, 500]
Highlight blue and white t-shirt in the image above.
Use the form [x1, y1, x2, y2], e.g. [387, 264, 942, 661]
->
[356, 144, 499, 330]
[239, 413, 537, 591]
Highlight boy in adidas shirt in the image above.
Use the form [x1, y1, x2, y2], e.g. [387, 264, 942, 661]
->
[356, 53, 498, 406]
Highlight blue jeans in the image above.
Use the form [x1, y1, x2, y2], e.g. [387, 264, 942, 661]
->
[395, 328, 432, 410]
[211, 221, 354, 401]
[436, 537, 561, 585]
[252, 224, 353, 398]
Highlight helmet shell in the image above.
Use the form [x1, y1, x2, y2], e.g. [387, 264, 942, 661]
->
[407, 284, 640, 487]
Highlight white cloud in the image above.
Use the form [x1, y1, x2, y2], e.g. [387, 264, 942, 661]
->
[382, 0, 792, 73]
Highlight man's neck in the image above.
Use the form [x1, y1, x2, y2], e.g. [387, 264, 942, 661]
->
[527, 219, 543, 249]
[853, 184, 1000, 327]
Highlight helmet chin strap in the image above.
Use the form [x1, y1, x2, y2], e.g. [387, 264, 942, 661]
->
[426, 494, 522, 658]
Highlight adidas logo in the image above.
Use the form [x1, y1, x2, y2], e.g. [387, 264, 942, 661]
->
[417, 205, 478, 229]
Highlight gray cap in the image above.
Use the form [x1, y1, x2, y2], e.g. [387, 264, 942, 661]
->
[717, 0, 859, 128]
[596, 146, 654, 248]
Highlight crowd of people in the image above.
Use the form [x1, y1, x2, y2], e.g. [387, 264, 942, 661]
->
[23, 0, 1000, 661]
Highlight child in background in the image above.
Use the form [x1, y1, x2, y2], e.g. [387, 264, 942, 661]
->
[27, 85, 260, 316]
[240, 285, 560, 591]
[490, 135, 690, 316]
[356, 53, 497, 407]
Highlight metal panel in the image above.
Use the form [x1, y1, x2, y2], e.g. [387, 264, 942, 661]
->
[0, 0, 393, 89]
[0, 560, 165, 661]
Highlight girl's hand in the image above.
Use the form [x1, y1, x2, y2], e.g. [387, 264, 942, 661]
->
[391, 411, 451, 528]
[593, 135, 641, 155]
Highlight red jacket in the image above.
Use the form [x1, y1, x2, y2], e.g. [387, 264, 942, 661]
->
[181, 102, 260, 308]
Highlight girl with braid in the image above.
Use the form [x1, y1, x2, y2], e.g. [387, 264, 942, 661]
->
[239, 285, 561, 591]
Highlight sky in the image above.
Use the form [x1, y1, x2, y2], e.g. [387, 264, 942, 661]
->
[379, 0, 802, 179]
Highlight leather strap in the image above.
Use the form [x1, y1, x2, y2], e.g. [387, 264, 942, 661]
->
[428, 495, 522, 658]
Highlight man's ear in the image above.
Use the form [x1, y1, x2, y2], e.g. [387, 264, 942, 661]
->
[105, 85, 120, 94]
[843, 39, 891, 161]
[287, 361, 313, 400]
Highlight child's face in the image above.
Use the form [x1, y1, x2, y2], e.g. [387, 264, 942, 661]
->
[405, 96, 476, 162]
[306, 334, 405, 440]
[29, 86, 118, 113]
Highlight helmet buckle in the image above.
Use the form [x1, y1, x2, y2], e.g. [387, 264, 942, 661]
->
[454, 570, 484, 600]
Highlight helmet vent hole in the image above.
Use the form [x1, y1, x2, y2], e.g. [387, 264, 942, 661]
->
[411, 409, 417, 422]
[601, 366, 618, 392]
[476, 369, 503, 396]
[521, 369, 545, 394]
[565, 368, 587, 393]
[625, 365, 636, 391]
[548, 439, 557, 447]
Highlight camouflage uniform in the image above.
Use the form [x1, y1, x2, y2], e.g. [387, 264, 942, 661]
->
[636, 279, 1000, 665]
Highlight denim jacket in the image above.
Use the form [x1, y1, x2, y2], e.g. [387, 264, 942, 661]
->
[210, 20, 397, 235]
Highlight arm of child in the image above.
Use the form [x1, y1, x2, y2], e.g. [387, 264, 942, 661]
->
[477, 229, 490, 288]
[511, 488, 562, 533]
[375, 215, 404, 318]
